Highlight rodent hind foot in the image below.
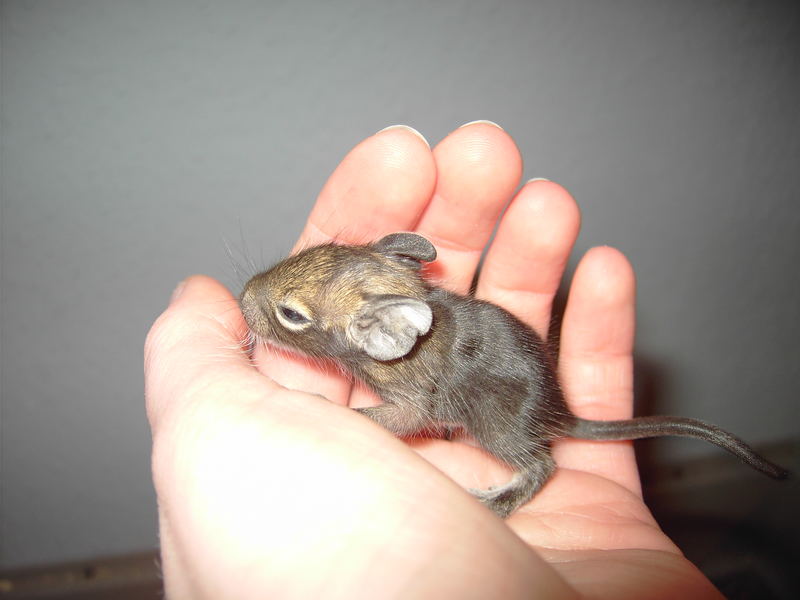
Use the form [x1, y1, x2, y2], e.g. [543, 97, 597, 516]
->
[468, 483, 528, 519]
[467, 459, 555, 518]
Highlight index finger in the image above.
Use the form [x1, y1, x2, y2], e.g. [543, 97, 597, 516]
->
[296, 125, 436, 248]
[144, 275, 267, 431]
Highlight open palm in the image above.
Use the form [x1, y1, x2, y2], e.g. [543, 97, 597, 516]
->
[145, 123, 721, 598]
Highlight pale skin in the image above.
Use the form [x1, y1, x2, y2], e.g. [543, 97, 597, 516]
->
[145, 122, 722, 599]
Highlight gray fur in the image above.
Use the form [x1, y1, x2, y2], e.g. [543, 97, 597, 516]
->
[240, 233, 788, 517]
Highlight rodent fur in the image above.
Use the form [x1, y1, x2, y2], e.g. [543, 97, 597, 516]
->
[239, 232, 787, 517]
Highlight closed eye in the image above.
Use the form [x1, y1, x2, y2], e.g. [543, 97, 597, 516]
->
[276, 304, 312, 329]
[281, 306, 307, 323]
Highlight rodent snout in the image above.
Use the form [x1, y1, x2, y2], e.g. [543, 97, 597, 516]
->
[238, 278, 266, 331]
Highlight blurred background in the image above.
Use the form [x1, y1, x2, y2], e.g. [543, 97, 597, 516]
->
[2, 1, 798, 597]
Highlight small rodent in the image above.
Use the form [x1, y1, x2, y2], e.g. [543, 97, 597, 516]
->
[239, 232, 788, 517]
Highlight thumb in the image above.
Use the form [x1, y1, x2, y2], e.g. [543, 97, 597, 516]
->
[144, 275, 266, 431]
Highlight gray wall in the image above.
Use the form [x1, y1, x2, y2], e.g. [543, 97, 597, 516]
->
[2, 0, 798, 569]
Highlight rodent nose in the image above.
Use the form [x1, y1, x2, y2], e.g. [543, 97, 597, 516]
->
[239, 282, 252, 305]
[240, 276, 262, 305]
[239, 279, 261, 315]
[239, 282, 261, 327]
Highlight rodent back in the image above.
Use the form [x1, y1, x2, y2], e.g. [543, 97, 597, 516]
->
[421, 288, 574, 459]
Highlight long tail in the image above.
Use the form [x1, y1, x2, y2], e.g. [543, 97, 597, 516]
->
[569, 415, 789, 480]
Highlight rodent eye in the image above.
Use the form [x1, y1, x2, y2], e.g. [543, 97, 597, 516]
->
[281, 306, 307, 323]
[276, 304, 311, 329]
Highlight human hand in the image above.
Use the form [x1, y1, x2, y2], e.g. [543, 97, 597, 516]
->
[145, 122, 721, 598]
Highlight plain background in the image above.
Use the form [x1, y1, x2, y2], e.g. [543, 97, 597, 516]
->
[1, 0, 798, 569]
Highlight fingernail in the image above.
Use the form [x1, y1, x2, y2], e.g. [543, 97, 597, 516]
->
[458, 120, 504, 130]
[376, 124, 429, 148]
[526, 177, 551, 184]
[170, 279, 188, 305]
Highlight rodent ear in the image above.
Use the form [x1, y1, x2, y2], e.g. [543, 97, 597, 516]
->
[373, 232, 437, 267]
[348, 295, 433, 361]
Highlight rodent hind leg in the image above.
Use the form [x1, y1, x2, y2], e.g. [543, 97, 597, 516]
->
[468, 454, 555, 518]
[355, 402, 431, 437]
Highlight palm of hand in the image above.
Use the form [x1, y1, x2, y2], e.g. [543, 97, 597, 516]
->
[146, 123, 721, 598]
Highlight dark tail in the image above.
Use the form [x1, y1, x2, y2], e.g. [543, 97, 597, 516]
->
[569, 416, 789, 480]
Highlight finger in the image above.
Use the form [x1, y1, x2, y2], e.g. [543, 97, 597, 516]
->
[296, 125, 436, 248]
[144, 275, 266, 431]
[415, 121, 523, 293]
[552, 247, 641, 495]
[257, 126, 437, 401]
[476, 179, 580, 338]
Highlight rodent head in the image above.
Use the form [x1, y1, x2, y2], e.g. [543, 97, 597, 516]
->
[239, 232, 438, 362]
